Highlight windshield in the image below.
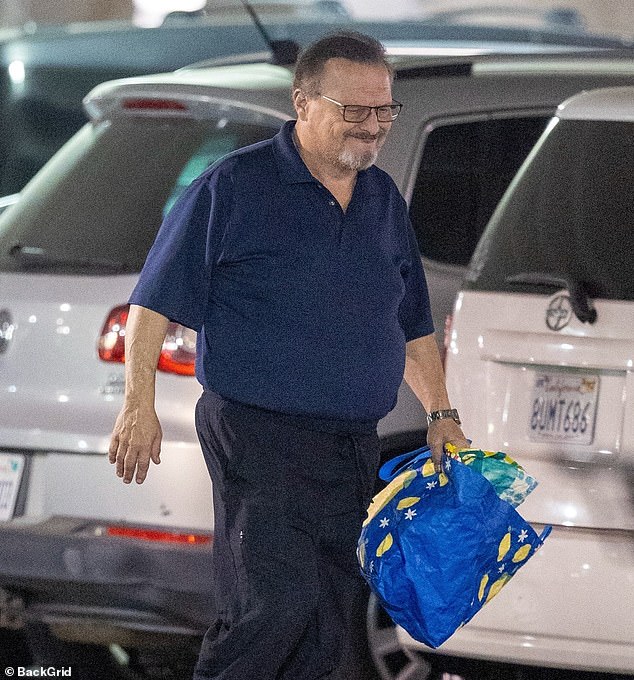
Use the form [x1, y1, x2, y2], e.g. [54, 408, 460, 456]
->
[466, 117, 634, 301]
[0, 116, 280, 274]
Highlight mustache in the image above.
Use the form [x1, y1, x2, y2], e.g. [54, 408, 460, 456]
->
[345, 130, 386, 141]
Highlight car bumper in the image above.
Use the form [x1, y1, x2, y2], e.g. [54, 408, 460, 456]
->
[397, 524, 634, 674]
[0, 515, 214, 643]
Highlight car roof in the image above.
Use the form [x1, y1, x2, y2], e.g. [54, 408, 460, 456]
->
[83, 49, 634, 121]
[557, 85, 634, 121]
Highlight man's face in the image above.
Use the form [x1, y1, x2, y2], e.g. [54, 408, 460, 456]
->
[296, 58, 394, 173]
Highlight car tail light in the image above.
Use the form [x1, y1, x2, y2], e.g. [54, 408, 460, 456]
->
[122, 98, 188, 112]
[98, 305, 128, 363]
[106, 525, 211, 545]
[157, 323, 197, 376]
[98, 305, 196, 376]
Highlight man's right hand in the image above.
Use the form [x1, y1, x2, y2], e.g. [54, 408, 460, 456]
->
[107, 304, 170, 485]
[109, 404, 162, 484]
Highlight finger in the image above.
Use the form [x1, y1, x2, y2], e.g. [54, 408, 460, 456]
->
[150, 434, 161, 466]
[115, 438, 128, 478]
[122, 446, 139, 484]
[135, 454, 151, 485]
[451, 438, 470, 453]
[108, 434, 119, 464]
[432, 448, 443, 472]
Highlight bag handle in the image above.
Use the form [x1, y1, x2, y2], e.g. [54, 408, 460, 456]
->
[379, 445, 432, 482]
[539, 525, 553, 542]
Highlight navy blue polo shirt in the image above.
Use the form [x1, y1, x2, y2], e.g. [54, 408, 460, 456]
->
[129, 120, 433, 423]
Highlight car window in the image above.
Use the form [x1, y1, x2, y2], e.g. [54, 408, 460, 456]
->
[466, 118, 634, 301]
[0, 66, 139, 197]
[162, 136, 239, 216]
[409, 115, 549, 266]
[0, 117, 280, 275]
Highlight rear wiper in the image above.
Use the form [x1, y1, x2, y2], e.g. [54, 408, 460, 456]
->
[9, 244, 126, 273]
[506, 272, 597, 324]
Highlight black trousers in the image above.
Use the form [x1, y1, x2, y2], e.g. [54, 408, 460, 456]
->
[193, 390, 380, 680]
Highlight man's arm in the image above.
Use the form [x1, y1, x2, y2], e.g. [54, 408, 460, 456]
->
[404, 333, 469, 471]
[108, 304, 170, 484]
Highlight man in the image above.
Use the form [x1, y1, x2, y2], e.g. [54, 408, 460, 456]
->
[109, 31, 468, 680]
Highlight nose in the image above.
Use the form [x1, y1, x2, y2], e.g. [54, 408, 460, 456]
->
[360, 110, 381, 133]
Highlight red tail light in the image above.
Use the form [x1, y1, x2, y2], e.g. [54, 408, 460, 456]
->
[98, 305, 128, 363]
[122, 98, 188, 112]
[98, 304, 196, 376]
[106, 525, 211, 545]
[157, 323, 197, 376]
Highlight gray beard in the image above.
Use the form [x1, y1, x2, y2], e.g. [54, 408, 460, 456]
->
[337, 147, 378, 171]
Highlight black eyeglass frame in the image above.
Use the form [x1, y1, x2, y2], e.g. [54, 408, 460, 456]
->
[319, 94, 403, 123]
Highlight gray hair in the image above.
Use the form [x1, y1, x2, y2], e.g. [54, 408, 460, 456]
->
[292, 31, 393, 96]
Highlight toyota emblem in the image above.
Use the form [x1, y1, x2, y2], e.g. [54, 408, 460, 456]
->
[546, 295, 572, 331]
[0, 309, 15, 354]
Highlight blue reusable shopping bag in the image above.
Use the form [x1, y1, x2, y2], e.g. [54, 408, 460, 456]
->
[357, 445, 551, 649]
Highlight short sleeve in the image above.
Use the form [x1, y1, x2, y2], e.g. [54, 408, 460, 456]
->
[398, 218, 435, 341]
[128, 171, 228, 331]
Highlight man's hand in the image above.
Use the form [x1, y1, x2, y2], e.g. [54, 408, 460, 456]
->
[109, 404, 162, 484]
[108, 305, 170, 484]
[426, 418, 469, 472]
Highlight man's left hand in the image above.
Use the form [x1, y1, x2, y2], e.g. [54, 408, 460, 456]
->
[427, 419, 469, 472]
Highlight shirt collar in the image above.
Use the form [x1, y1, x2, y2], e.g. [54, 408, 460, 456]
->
[272, 120, 316, 185]
[272, 120, 381, 195]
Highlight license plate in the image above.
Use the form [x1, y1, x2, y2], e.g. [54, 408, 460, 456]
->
[0, 453, 25, 521]
[528, 372, 599, 444]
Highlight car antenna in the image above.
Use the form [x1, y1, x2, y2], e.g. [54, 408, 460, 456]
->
[239, 1, 300, 65]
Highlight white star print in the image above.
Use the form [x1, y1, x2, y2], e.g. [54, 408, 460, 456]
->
[404, 508, 417, 520]
[445, 459, 452, 471]
[369, 561, 375, 573]
[518, 529, 529, 543]
[498, 564, 506, 573]
[426, 480, 437, 490]
[379, 517, 390, 528]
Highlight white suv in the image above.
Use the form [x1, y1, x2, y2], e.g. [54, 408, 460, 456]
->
[436, 86, 634, 675]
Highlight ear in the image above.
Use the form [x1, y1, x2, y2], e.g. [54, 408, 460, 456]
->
[293, 88, 309, 121]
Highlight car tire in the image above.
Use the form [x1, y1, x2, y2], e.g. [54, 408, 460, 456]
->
[366, 593, 433, 680]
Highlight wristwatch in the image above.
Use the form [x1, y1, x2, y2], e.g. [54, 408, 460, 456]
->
[426, 408, 461, 426]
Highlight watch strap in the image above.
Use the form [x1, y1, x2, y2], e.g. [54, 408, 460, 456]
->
[426, 408, 461, 426]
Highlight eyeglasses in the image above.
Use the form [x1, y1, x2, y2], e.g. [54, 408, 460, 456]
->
[320, 95, 403, 123]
